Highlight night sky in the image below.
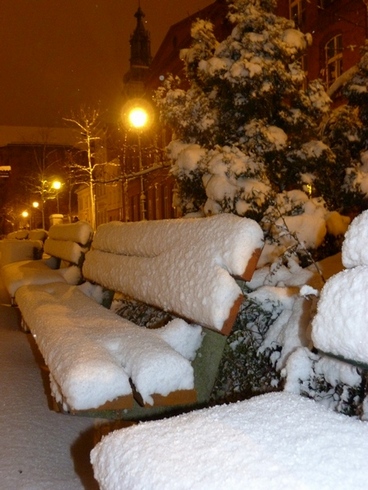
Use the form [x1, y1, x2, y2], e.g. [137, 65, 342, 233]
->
[0, 0, 213, 128]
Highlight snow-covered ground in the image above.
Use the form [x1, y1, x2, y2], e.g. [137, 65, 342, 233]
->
[0, 280, 100, 489]
[1, 210, 368, 489]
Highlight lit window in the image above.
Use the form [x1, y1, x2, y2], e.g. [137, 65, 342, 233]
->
[325, 35, 343, 87]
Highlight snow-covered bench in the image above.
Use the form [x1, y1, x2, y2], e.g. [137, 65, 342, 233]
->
[311, 209, 368, 367]
[91, 391, 368, 489]
[282, 210, 368, 417]
[6, 228, 48, 241]
[0, 229, 49, 268]
[15, 214, 263, 417]
[1, 221, 93, 305]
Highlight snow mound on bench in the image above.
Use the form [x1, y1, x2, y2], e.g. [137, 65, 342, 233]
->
[91, 392, 368, 490]
[342, 209, 368, 268]
[84, 214, 263, 332]
[48, 220, 93, 246]
[312, 210, 368, 364]
[44, 238, 87, 265]
[1, 260, 81, 299]
[16, 282, 195, 409]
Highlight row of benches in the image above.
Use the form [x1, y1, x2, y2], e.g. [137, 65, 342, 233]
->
[1, 214, 264, 419]
[90, 210, 368, 489]
[0, 229, 48, 268]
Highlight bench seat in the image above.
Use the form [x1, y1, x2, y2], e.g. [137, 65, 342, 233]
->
[91, 392, 368, 490]
[16, 282, 197, 412]
[2, 258, 82, 302]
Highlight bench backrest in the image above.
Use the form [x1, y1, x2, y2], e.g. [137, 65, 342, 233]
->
[83, 214, 263, 335]
[44, 221, 94, 267]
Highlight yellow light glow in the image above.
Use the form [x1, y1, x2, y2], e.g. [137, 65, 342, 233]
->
[128, 107, 149, 129]
[32, 201, 39, 208]
[21, 211, 29, 218]
[52, 180, 62, 190]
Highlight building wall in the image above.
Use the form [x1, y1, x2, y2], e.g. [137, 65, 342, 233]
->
[0, 142, 80, 233]
[284, 0, 367, 97]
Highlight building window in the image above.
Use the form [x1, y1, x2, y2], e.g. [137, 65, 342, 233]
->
[318, 0, 336, 9]
[289, 0, 306, 29]
[325, 35, 343, 87]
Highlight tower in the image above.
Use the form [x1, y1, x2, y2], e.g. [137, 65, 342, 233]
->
[122, 5, 152, 99]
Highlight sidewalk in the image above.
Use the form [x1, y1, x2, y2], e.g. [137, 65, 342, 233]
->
[0, 277, 99, 490]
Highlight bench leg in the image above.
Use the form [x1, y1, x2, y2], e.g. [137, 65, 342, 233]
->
[20, 316, 30, 333]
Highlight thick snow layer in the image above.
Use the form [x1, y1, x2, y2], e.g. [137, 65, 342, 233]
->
[154, 319, 203, 361]
[91, 214, 262, 276]
[84, 214, 263, 332]
[312, 211, 368, 364]
[284, 347, 362, 400]
[44, 238, 88, 264]
[276, 213, 326, 249]
[48, 220, 93, 245]
[6, 229, 29, 239]
[28, 228, 48, 241]
[342, 209, 368, 268]
[1, 259, 81, 299]
[311, 266, 368, 364]
[91, 392, 368, 490]
[15, 282, 195, 409]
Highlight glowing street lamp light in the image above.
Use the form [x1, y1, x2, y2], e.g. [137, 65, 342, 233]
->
[21, 211, 29, 219]
[122, 98, 153, 132]
[128, 107, 149, 129]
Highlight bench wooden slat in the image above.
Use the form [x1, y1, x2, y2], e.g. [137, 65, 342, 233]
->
[132, 387, 197, 408]
[237, 247, 263, 281]
[69, 395, 135, 415]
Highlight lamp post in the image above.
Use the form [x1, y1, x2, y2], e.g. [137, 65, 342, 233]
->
[21, 210, 29, 230]
[123, 100, 153, 221]
[32, 201, 41, 229]
[52, 180, 62, 214]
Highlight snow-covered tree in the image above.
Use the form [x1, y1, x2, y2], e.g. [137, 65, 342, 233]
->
[63, 108, 104, 231]
[323, 41, 368, 215]
[155, 0, 335, 220]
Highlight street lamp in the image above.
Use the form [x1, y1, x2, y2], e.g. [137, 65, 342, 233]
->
[52, 180, 62, 214]
[122, 99, 154, 221]
[21, 210, 29, 230]
[32, 201, 41, 229]
[128, 107, 149, 130]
